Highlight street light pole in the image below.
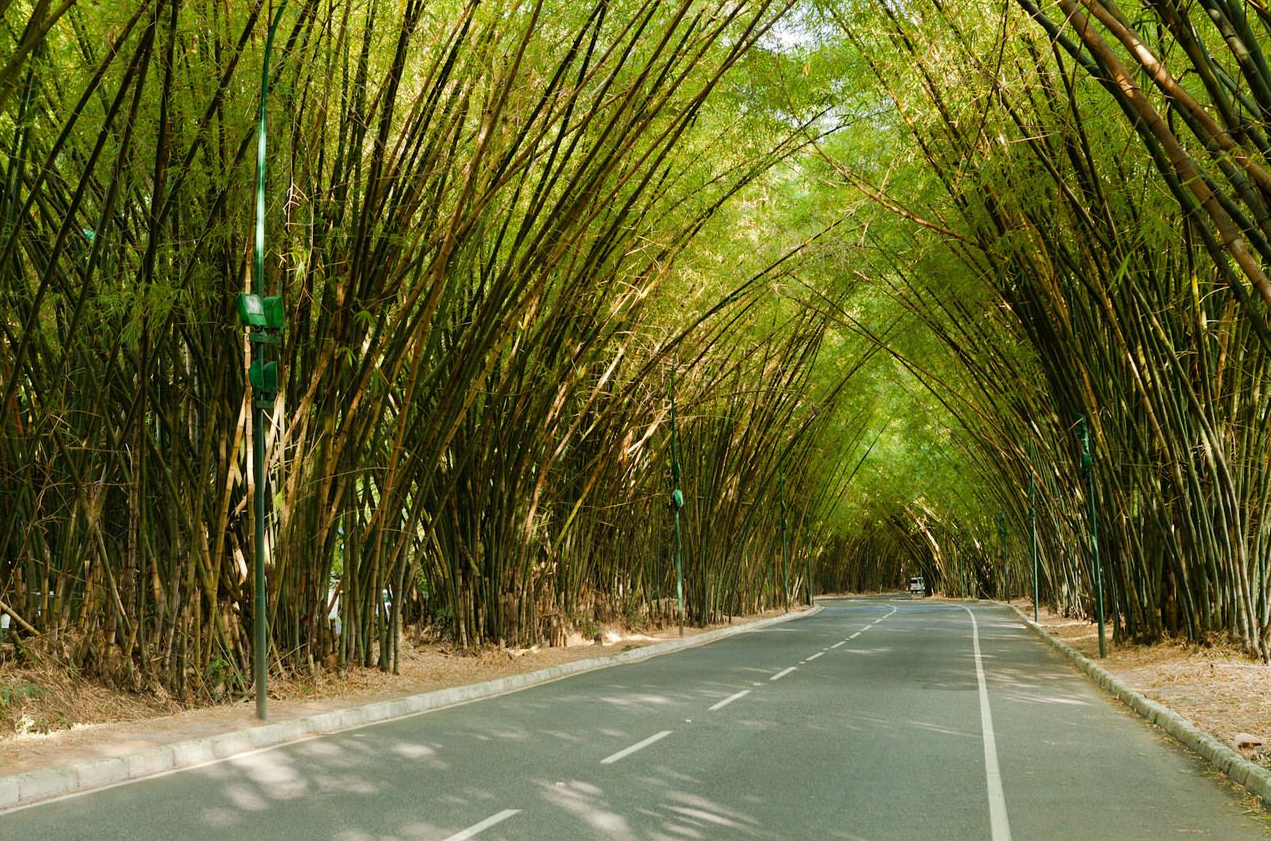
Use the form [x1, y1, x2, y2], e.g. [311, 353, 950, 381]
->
[806, 537, 814, 606]
[1029, 467, 1039, 623]
[668, 369, 685, 637]
[239, 3, 288, 721]
[780, 472, 790, 613]
[1077, 414, 1107, 658]
[998, 510, 1008, 601]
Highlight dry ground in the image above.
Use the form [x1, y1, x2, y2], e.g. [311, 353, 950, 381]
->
[0, 610, 794, 776]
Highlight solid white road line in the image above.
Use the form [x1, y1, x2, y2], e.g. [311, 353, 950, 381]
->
[601, 730, 673, 764]
[708, 689, 751, 711]
[806, 651, 824, 661]
[963, 605, 1012, 841]
[441, 809, 521, 841]
[770, 666, 797, 681]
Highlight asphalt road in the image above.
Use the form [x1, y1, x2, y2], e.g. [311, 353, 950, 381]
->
[3, 598, 1266, 840]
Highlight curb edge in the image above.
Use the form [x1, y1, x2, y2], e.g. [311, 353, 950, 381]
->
[1005, 603, 1271, 807]
[0, 605, 820, 811]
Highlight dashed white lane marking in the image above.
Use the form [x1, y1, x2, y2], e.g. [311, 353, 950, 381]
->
[708, 690, 751, 711]
[601, 730, 673, 764]
[833, 606, 897, 648]
[806, 651, 824, 661]
[441, 809, 520, 841]
[963, 605, 1012, 841]
[770, 667, 797, 681]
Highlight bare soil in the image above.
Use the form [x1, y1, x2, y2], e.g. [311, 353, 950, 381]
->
[0, 610, 795, 776]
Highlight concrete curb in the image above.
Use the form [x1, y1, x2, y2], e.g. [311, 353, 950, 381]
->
[0, 606, 819, 812]
[1005, 603, 1271, 806]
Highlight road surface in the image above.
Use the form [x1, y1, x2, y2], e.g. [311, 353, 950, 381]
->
[2, 597, 1265, 839]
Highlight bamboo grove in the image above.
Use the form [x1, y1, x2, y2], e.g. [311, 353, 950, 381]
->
[9, 0, 1271, 703]
[0, 0, 859, 699]
[808, 0, 1271, 659]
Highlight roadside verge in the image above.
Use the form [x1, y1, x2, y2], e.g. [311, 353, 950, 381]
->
[0, 606, 818, 812]
[1006, 603, 1271, 807]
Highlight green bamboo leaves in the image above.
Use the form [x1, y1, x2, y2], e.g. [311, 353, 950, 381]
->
[0, 0, 857, 698]
[808, 0, 1271, 657]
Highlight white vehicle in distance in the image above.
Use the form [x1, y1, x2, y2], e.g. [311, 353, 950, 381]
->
[908, 576, 925, 596]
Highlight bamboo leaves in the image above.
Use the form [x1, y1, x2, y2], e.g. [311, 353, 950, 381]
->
[798, 0, 1271, 658]
[1, 0, 862, 698]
